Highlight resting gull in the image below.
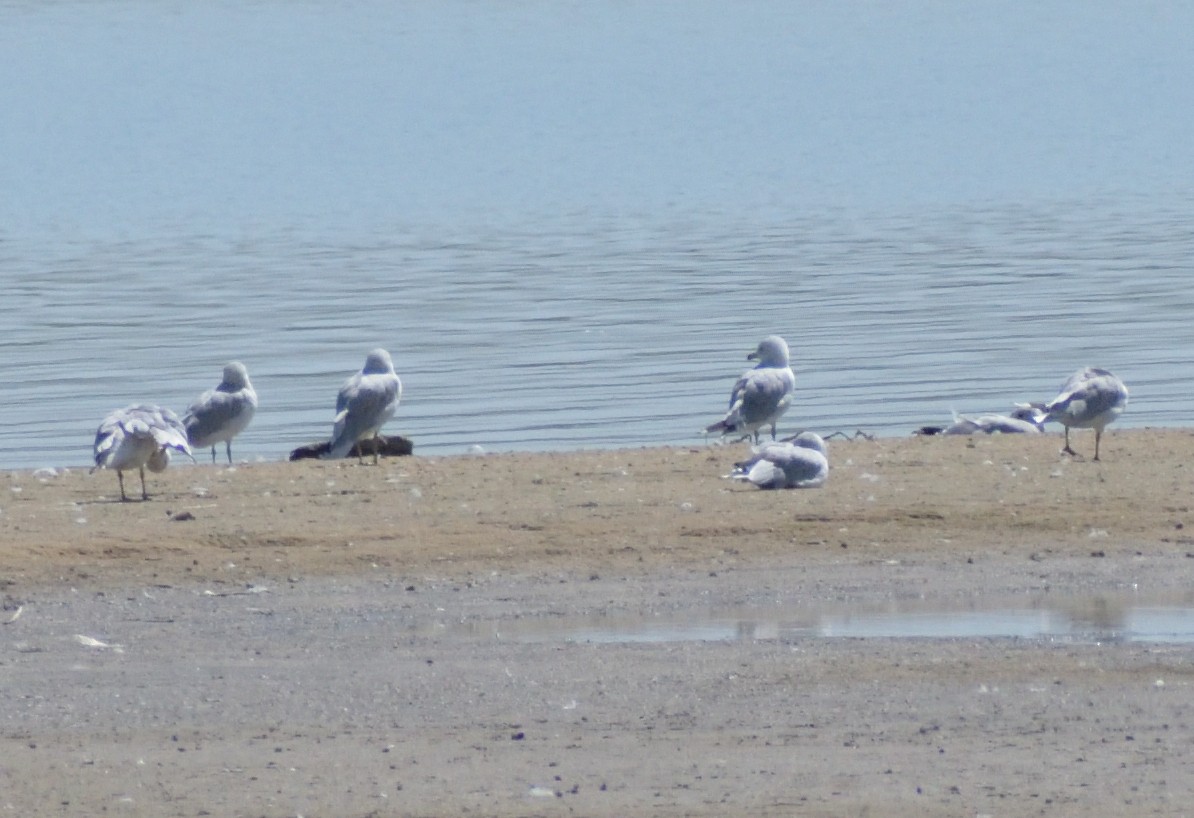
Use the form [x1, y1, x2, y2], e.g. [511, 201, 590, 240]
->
[324, 348, 403, 464]
[917, 407, 1044, 436]
[1017, 367, 1129, 460]
[184, 361, 258, 464]
[728, 431, 829, 489]
[705, 335, 796, 444]
[92, 404, 193, 501]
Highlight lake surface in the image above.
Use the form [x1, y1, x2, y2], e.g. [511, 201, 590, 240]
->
[2, 2, 1192, 469]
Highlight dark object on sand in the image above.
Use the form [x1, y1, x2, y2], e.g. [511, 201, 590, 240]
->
[289, 434, 414, 461]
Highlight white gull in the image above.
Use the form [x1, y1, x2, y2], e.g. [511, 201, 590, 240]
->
[1017, 367, 1129, 460]
[728, 431, 829, 490]
[184, 361, 258, 464]
[92, 404, 193, 501]
[941, 407, 1044, 436]
[324, 348, 403, 464]
[705, 335, 796, 444]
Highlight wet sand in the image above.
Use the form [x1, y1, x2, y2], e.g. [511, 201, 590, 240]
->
[3, 428, 1194, 816]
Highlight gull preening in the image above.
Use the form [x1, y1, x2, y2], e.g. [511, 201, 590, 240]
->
[705, 335, 796, 444]
[1017, 367, 1129, 460]
[728, 431, 829, 489]
[92, 404, 193, 501]
[325, 348, 402, 464]
[184, 361, 258, 464]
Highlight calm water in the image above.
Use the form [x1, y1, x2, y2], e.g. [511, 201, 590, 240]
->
[433, 590, 1194, 645]
[2, 2, 1193, 469]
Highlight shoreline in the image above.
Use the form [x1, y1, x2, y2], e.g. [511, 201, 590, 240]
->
[4, 427, 1190, 590]
[6, 416, 1182, 476]
[5, 427, 1194, 816]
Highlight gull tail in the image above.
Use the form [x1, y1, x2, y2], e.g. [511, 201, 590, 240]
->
[725, 463, 751, 481]
[705, 419, 740, 437]
[322, 411, 355, 460]
[325, 432, 358, 460]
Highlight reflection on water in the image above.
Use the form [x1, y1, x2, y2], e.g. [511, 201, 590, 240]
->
[427, 591, 1194, 645]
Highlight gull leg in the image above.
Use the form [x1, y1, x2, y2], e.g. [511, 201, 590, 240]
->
[117, 470, 129, 503]
[372, 433, 381, 465]
[210, 446, 217, 464]
[139, 466, 149, 501]
[1093, 428, 1103, 462]
[225, 441, 233, 465]
[769, 423, 778, 441]
[1061, 427, 1077, 457]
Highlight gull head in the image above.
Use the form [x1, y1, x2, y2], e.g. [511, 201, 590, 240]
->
[222, 361, 251, 389]
[790, 431, 827, 457]
[747, 335, 790, 367]
[362, 348, 395, 375]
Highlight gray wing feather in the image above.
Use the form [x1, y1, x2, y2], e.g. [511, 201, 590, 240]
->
[185, 390, 254, 446]
[732, 438, 828, 489]
[329, 375, 399, 455]
[1048, 371, 1127, 421]
[93, 411, 125, 467]
[776, 447, 829, 487]
[736, 370, 793, 425]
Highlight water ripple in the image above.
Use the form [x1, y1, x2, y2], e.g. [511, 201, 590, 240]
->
[2, 206, 1192, 468]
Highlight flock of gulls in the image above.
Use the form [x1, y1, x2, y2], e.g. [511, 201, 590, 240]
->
[703, 335, 1129, 490]
[92, 349, 400, 501]
[90, 336, 1129, 501]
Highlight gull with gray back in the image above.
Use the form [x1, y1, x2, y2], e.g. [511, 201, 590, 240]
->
[184, 361, 258, 464]
[1017, 367, 1128, 460]
[92, 404, 194, 501]
[728, 431, 829, 490]
[324, 348, 403, 464]
[941, 407, 1045, 436]
[705, 335, 796, 444]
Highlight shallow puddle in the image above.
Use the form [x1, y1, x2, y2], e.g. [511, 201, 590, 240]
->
[439, 591, 1194, 645]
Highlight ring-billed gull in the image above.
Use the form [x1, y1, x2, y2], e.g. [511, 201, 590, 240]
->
[184, 361, 258, 464]
[92, 404, 193, 501]
[705, 335, 796, 444]
[916, 407, 1044, 436]
[324, 348, 402, 464]
[727, 431, 828, 489]
[1017, 367, 1129, 460]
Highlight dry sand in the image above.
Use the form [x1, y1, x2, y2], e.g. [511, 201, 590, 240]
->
[3, 428, 1194, 816]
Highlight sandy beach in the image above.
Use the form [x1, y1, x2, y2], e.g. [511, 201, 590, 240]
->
[4, 428, 1194, 816]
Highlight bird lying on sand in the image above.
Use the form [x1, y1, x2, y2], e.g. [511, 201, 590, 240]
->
[916, 407, 1044, 436]
[727, 431, 828, 489]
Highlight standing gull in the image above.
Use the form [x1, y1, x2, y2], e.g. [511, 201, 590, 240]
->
[92, 404, 193, 501]
[705, 335, 796, 444]
[728, 431, 829, 489]
[324, 348, 402, 464]
[184, 361, 258, 464]
[1017, 367, 1129, 461]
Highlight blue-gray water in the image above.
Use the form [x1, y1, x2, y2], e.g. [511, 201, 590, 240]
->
[2, 2, 1192, 469]
[427, 590, 1194, 645]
